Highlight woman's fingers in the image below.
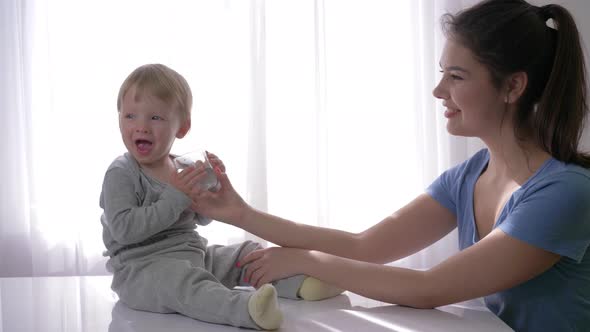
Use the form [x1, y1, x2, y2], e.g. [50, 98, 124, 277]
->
[240, 249, 264, 267]
[241, 250, 267, 286]
[215, 171, 234, 194]
[247, 264, 266, 288]
[239, 248, 299, 288]
[206, 151, 226, 172]
[206, 151, 219, 160]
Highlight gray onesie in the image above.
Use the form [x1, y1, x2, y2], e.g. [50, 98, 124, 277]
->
[100, 153, 305, 329]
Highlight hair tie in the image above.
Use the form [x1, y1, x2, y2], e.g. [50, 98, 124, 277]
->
[537, 5, 552, 22]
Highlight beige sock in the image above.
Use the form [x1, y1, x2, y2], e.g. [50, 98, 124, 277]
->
[297, 277, 344, 301]
[248, 284, 283, 330]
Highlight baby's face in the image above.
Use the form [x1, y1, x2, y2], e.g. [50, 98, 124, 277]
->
[118, 86, 187, 168]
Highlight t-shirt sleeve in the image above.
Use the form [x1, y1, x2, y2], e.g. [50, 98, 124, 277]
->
[426, 167, 458, 214]
[499, 172, 590, 262]
[425, 150, 484, 216]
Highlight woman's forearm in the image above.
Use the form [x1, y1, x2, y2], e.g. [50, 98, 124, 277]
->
[235, 207, 364, 259]
[300, 250, 435, 308]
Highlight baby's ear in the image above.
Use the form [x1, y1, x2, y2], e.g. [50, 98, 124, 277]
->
[177, 118, 191, 139]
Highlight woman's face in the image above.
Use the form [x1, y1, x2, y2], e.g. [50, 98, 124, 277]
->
[433, 39, 507, 139]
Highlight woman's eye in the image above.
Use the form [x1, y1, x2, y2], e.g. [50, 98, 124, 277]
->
[439, 70, 463, 81]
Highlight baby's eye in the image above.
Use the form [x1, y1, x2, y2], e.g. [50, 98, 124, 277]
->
[152, 115, 164, 120]
[450, 74, 463, 80]
[124, 113, 135, 119]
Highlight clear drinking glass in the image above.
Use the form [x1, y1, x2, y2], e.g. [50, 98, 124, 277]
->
[173, 150, 221, 192]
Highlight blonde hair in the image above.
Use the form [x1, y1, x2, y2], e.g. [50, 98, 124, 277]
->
[117, 64, 192, 122]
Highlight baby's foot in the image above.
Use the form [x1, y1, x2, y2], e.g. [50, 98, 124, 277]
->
[298, 277, 344, 301]
[248, 284, 283, 330]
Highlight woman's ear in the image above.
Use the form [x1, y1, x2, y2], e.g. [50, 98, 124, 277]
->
[177, 118, 191, 139]
[505, 71, 528, 104]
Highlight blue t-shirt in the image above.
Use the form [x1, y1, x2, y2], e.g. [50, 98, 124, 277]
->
[427, 149, 590, 332]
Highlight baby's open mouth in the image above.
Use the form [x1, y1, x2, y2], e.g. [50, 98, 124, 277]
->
[135, 139, 153, 154]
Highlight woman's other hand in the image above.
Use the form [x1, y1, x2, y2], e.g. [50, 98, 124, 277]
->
[239, 247, 310, 288]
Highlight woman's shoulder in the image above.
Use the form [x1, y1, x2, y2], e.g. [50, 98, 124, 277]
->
[524, 159, 590, 198]
[537, 159, 590, 183]
[562, 162, 590, 180]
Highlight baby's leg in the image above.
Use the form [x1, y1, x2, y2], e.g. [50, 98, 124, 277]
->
[204, 241, 261, 289]
[248, 284, 283, 330]
[273, 274, 343, 301]
[206, 241, 342, 301]
[115, 257, 279, 330]
[297, 277, 344, 301]
[205, 241, 298, 298]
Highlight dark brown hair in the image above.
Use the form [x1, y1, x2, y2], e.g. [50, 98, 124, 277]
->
[442, 0, 590, 167]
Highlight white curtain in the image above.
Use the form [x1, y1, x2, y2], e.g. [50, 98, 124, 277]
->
[1, 0, 482, 277]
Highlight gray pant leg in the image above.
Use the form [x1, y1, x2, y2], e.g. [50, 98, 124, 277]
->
[204, 241, 259, 289]
[273, 274, 307, 300]
[205, 241, 307, 300]
[109, 249, 259, 329]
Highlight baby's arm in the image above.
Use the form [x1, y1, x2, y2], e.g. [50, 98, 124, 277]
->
[169, 163, 214, 226]
[101, 167, 191, 245]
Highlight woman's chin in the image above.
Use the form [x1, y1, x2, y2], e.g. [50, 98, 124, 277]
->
[445, 123, 469, 137]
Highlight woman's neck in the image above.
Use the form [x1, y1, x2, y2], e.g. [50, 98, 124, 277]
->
[482, 134, 551, 185]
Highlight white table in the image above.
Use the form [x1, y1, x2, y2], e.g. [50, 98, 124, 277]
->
[0, 276, 512, 331]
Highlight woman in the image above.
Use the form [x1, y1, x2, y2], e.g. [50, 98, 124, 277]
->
[193, 0, 590, 330]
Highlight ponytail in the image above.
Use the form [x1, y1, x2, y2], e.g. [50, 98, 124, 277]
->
[533, 5, 590, 167]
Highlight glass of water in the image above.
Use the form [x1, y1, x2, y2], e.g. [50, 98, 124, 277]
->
[173, 150, 221, 192]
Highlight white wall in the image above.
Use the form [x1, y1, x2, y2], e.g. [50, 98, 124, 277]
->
[530, 0, 590, 151]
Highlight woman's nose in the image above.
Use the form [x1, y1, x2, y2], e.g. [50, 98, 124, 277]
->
[432, 78, 448, 100]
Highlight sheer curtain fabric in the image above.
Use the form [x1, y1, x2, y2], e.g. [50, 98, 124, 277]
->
[1, 0, 482, 277]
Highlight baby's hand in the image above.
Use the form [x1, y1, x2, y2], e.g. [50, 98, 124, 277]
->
[170, 164, 207, 196]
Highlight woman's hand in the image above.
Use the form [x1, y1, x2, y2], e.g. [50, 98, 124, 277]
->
[205, 151, 226, 173]
[239, 247, 310, 288]
[189, 152, 252, 225]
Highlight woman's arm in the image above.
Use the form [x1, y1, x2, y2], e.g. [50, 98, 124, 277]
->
[242, 228, 560, 308]
[193, 166, 457, 263]
[235, 193, 457, 263]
